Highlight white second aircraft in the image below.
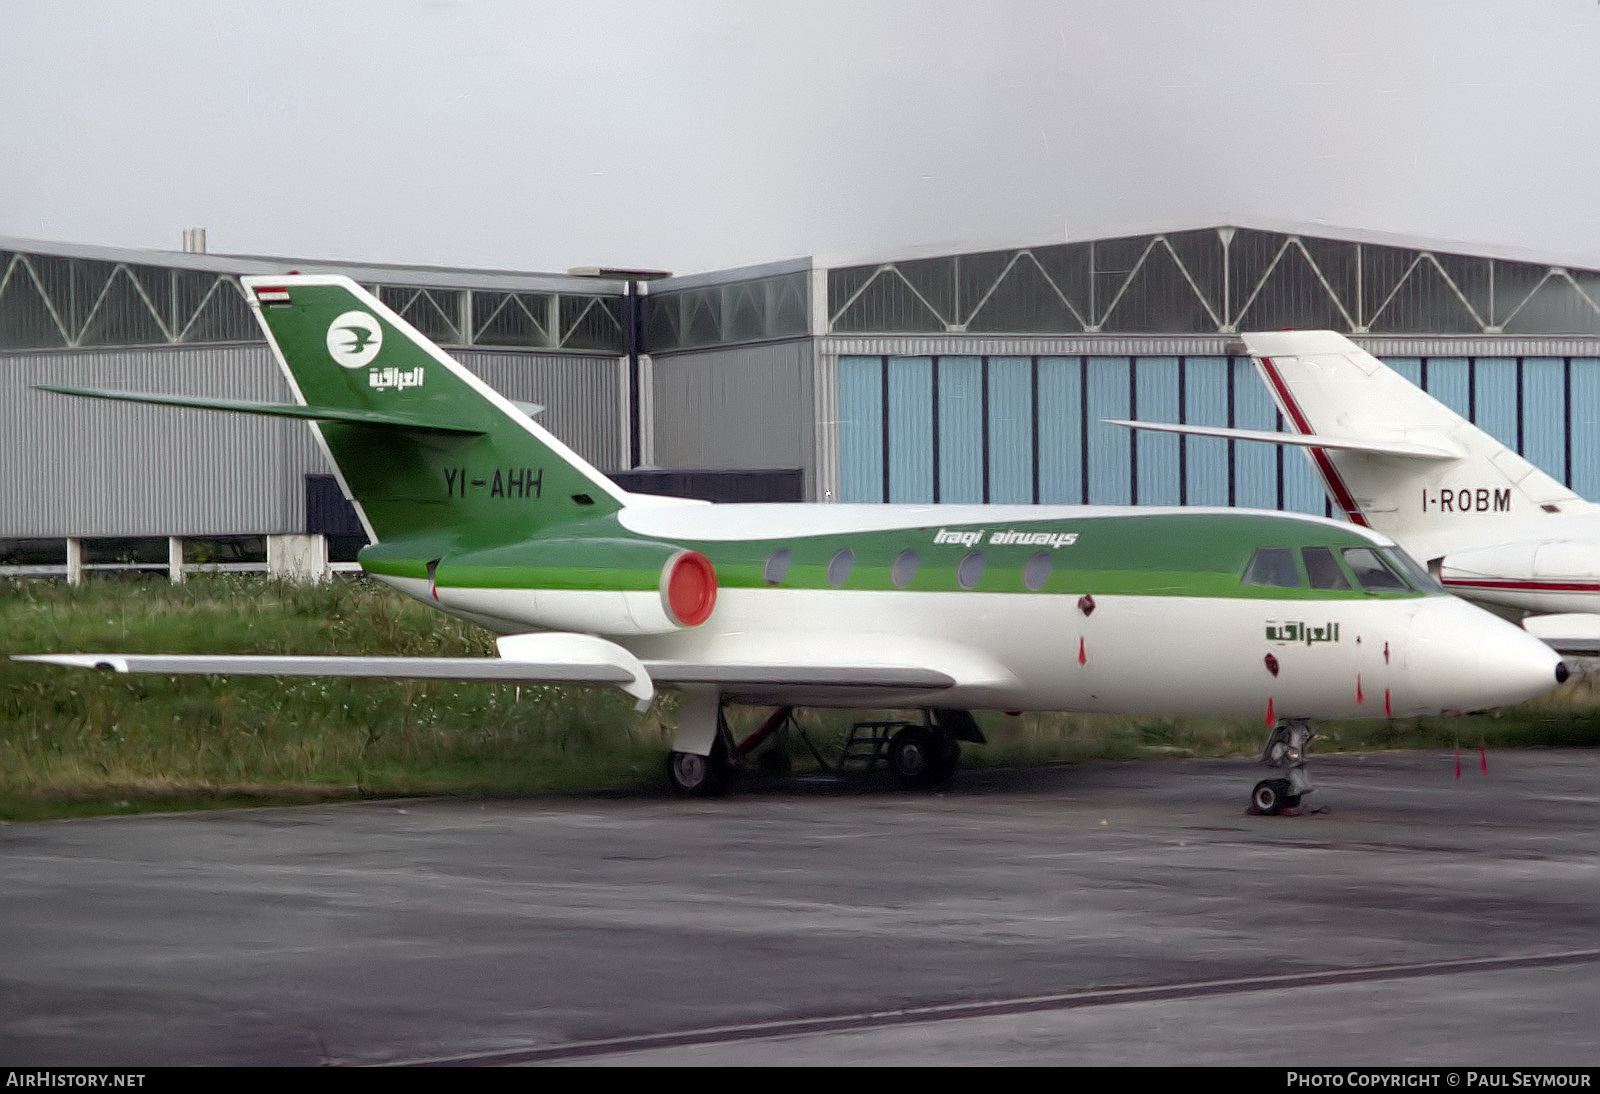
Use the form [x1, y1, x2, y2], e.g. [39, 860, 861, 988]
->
[14, 281, 1568, 813]
[1110, 330, 1600, 655]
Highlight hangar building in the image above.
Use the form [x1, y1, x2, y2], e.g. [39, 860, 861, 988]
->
[5, 222, 1600, 579]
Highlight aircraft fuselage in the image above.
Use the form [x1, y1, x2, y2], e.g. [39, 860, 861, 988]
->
[365, 504, 1563, 721]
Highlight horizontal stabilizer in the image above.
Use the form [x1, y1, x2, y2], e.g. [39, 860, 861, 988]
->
[34, 385, 486, 436]
[1102, 419, 1461, 460]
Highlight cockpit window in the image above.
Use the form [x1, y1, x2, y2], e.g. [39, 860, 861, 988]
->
[1380, 547, 1443, 593]
[1341, 547, 1410, 592]
[1242, 547, 1301, 588]
[1302, 546, 1352, 590]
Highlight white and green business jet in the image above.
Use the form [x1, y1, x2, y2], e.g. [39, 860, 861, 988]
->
[17, 277, 1568, 814]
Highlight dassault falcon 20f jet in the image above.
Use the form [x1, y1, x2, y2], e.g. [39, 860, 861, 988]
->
[16, 279, 1567, 814]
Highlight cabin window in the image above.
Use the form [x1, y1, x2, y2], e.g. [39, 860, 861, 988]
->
[1242, 547, 1301, 588]
[1341, 547, 1410, 592]
[957, 550, 985, 590]
[1302, 546, 1352, 590]
[891, 548, 918, 588]
[826, 548, 855, 587]
[1022, 550, 1052, 591]
[763, 548, 792, 586]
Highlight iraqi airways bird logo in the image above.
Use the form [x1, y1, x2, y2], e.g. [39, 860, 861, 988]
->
[326, 311, 384, 368]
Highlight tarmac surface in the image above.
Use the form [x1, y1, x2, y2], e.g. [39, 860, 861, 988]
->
[2, 750, 1598, 1067]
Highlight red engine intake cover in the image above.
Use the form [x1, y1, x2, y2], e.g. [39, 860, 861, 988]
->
[664, 550, 717, 627]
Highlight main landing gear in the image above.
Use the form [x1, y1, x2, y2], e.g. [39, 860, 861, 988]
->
[666, 735, 736, 797]
[1250, 718, 1316, 816]
[665, 704, 741, 797]
[884, 709, 976, 789]
[665, 704, 984, 797]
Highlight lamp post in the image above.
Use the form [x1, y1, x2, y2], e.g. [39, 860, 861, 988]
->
[568, 266, 671, 470]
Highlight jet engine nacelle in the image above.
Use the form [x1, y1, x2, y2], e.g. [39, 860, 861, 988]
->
[433, 537, 717, 637]
[1439, 538, 1600, 615]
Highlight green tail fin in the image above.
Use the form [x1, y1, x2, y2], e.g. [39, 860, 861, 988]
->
[241, 275, 627, 548]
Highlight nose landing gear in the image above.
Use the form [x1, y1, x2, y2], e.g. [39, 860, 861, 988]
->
[1250, 718, 1316, 815]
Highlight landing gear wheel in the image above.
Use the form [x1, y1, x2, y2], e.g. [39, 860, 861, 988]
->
[755, 745, 792, 777]
[1250, 778, 1297, 816]
[668, 751, 710, 795]
[889, 726, 957, 788]
[667, 735, 734, 798]
[929, 740, 960, 784]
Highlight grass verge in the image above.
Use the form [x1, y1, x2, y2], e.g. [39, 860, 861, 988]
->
[3, 575, 1596, 820]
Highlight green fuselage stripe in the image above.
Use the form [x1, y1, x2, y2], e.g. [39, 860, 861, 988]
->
[359, 511, 1432, 602]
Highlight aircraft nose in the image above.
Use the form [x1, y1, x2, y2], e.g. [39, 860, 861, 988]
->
[1405, 598, 1566, 713]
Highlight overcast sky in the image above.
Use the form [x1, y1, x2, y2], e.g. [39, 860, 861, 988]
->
[3, 1, 1598, 275]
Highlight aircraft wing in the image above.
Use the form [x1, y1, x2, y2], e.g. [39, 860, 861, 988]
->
[12, 630, 966, 712]
[15, 631, 660, 706]
[1102, 419, 1462, 460]
[644, 664, 954, 688]
[14, 653, 954, 688]
[1534, 638, 1600, 658]
[1519, 614, 1600, 659]
[644, 661, 956, 706]
[13, 653, 635, 682]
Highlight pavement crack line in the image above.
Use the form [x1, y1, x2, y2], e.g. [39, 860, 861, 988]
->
[381, 947, 1600, 1066]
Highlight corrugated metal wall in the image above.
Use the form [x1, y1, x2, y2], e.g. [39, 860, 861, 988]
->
[649, 340, 814, 493]
[453, 350, 627, 471]
[2, 346, 630, 538]
[17, 311, 1600, 541]
[2, 344, 314, 537]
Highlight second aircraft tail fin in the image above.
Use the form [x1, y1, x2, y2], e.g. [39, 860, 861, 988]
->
[1240, 330, 1584, 555]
